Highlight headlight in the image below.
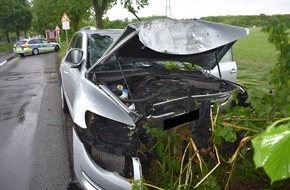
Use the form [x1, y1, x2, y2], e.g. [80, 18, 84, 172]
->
[85, 111, 136, 154]
[81, 111, 140, 177]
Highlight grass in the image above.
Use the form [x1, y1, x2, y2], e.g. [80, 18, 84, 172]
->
[233, 27, 277, 89]
[0, 42, 14, 53]
[58, 42, 68, 58]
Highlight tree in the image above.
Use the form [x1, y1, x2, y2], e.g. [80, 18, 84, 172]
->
[92, 0, 148, 29]
[0, 0, 15, 42]
[13, 0, 33, 39]
[58, 0, 92, 32]
[32, 0, 91, 34]
[0, 0, 32, 42]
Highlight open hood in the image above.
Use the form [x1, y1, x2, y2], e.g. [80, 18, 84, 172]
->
[88, 18, 248, 72]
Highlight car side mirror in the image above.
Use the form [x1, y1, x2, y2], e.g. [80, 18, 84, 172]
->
[65, 49, 83, 67]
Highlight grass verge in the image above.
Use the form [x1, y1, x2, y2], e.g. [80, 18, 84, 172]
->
[0, 43, 14, 53]
[58, 42, 68, 58]
[233, 27, 276, 89]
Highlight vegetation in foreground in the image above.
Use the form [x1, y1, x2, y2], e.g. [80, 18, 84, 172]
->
[130, 23, 290, 190]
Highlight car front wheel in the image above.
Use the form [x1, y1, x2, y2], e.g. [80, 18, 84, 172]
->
[32, 48, 39, 55]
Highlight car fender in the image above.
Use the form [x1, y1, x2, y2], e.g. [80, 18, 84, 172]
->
[72, 77, 136, 129]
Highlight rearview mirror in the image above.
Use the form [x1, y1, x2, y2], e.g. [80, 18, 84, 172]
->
[65, 49, 83, 66]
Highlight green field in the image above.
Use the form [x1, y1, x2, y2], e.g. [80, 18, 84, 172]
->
[233, 27, 277, 88]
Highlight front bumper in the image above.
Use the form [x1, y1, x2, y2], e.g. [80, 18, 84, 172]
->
[73, 127, 134, 190]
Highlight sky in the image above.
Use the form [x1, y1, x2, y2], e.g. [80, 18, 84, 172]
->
[106, 0, 290, 20]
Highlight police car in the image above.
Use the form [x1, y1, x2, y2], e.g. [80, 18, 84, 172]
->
[13, 38, 60, 57]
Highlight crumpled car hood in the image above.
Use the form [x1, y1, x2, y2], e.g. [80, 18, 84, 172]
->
[89, 18, 248, 72]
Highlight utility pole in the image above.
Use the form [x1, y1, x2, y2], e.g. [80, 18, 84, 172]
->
[165, 0, 172, 18]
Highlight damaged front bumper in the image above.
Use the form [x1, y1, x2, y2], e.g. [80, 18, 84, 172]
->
[73, 126, 142, 190]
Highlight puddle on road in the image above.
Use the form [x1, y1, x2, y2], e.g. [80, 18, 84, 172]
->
[18, 101, 30, 123]
[1, 111, 13, 121]
[43, 69, 57, 74]
[4, 76, 24, 81]
[46, 80, 59, 85]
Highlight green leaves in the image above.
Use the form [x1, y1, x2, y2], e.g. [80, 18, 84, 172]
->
[252, 118, 290, 183]
[214, 125, 236, 144]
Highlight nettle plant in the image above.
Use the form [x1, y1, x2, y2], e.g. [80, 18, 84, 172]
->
[209, 23, 290, 188]
[251, 23, 290, 184]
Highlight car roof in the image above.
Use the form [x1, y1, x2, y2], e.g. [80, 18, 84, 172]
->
[78, 27, 122, 36]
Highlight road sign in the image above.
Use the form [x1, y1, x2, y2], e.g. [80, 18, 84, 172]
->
[61, 13, 70, 22]
[55, 26, 60, 31]
[62, 21, 70, 30]
[60, 13, 70, 46]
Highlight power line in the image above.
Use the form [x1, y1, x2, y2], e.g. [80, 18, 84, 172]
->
[165, 0, 172, 18]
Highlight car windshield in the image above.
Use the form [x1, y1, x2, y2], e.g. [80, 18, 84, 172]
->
[88, 34, 114, 67]
[96, 58, 203, 73]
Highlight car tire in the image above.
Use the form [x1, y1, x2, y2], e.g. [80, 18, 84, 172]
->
[55, 45, 60, 52]
[61, 85, 69, 113]
[32, 48, 39, 55]
[19, 54, 25, 57]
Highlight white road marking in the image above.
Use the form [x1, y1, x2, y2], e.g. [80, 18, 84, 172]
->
[0, 60, 7, 66]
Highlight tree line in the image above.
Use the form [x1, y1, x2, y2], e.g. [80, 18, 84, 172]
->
[0, 0, 148, 43]
[201, 14, 290, 28]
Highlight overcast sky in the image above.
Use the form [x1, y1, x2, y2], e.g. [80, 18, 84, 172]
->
[106, 0, 290, 20]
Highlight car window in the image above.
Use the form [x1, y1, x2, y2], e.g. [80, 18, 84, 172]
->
[28, 40, 36, 44]
[74, 35, 83, 49]
[88, 34, 114, 67]
[219, 49, 233, 63]
[28, 39, 42, 44]
[16, 40, 27, 45]
[68, 33, 82, 49]
[69, 35, 78, 50]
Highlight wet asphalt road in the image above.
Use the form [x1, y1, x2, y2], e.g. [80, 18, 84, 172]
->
[0, 53, 72, 189]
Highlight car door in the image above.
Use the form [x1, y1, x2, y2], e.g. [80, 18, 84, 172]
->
[61, 33, 83, 111]
[40, 39, 54, 52]
[34, 39, 44, 53]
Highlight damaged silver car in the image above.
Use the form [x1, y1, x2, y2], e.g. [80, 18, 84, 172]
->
[59, 19, 248, 190]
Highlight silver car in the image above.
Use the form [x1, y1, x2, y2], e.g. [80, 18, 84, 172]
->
[59, 19, 248, 190]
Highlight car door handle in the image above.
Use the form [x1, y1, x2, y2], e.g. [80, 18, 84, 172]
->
[64, 71, 69, 74]
[230, 69, 237, 74]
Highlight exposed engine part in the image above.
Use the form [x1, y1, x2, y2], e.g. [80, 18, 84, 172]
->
[77, 112, 153, 178]
[190, 100, 212, 149]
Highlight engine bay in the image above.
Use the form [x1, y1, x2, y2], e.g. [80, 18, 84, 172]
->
[94, 61, 237, 117]
[77, 60, 239, 178]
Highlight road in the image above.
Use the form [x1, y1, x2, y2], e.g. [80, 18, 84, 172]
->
[0, 53, 72, 189]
